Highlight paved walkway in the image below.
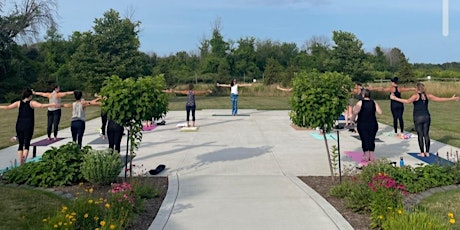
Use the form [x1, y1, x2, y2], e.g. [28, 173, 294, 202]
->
[0, 110, 457, 230]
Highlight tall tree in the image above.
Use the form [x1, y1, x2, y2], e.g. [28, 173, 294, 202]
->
[330, 30, 368, 82]
[69, 9, 147, 92]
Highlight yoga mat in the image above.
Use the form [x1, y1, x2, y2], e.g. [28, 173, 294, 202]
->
[30, 137, 65, 146]
[344, 151, 372, 166]
[408, 153, 453, 166]
[142, 125, 157, 131]
[310, 132, 337, 140]
[212, 114, 250, 116]
[180, 127, 199, 132]
[351, 135, 383, 142]
[88, 137, 108, 145]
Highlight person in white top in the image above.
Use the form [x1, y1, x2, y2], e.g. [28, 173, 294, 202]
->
[217, 79, 252, 116]
[33, 85, 73, 140]
[62, 91, 101, 148]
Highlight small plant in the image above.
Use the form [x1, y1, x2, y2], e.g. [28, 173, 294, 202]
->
[81, 149, 122, 185]
[330, 145, 339, 176]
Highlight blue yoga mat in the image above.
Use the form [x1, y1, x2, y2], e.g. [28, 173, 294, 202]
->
[408, 153, 454, 166]
[310, 132, 337, 140]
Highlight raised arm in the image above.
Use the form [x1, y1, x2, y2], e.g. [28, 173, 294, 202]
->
[216, 83, 231, 88]
[84, 97, 102, 107]
[390, 93, 418, 104]
[193, 89, 213, 95]
[276, 85, 292, 92]
[30, 101, 57, 109]
[33, 91, 51, 98]
[56, 91, 74, 98]
[0, 101, 20, 110]
[427, 94, 459, 102]
[238, 83, 253, 87]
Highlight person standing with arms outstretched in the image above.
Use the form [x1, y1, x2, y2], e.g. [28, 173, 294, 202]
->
[172, 84, 212, 127]
[351, 88, 383, 163]
[61, 91, 101, 148]
[0, 88, 56, 165]
[217, 79, 252, 116]
[33, 85, 73, 140]
[390, 82, 459, 157]
[378, 77, 415, 135]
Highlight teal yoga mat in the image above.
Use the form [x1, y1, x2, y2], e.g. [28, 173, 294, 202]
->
[310, 132, 337, 140]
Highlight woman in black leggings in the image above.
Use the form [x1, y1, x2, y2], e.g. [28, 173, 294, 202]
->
[351, 89, 383, 162]
[379, 77, 415, 135]
[391, 82, 459, 157]
[0, 88, 56, 164]
[107, 119, 124, 153]
[172, 84, 212, 127]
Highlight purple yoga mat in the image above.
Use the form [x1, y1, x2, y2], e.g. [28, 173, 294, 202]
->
[142, 125, 157, 131]
[30, 137, 65, 146]
[344, 151, 370, 166]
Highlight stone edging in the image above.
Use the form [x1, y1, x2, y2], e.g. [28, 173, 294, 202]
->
[403, 184, 460, 210]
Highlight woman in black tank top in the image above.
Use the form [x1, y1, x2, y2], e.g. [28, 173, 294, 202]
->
[350, 89, 383, 162]
[379, 77, 415, 135]
[0, 88, 56, 165]
[390, 82, 459, 157]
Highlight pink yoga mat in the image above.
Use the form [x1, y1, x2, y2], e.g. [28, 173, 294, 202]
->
[344, 151, 371, 166]
[142, 125, 157, 131]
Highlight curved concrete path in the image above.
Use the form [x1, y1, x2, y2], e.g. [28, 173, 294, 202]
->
[0, 110, 457, 230]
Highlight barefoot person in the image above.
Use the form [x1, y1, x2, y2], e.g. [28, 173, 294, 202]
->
[61, 91, 101, 148]
[33, 85, 73, 140]
[217, 79, 252, 116]
[390, 82, 459, 157]
[172, 84, 212, 127]
[351, 88, 383, 163]
[0, 88, 56, 164]
[377, 77, 415, 136]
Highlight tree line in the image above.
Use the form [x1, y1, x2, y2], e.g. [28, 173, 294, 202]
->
[1, 1, 460, 103]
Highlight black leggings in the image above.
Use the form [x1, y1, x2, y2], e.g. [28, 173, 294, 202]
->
[16, 122, 33, 151]
[107, 120, 123, 153]
[357, 122, 378, 152]
[47, 109, 61, 138]
[186, 105, 196, 121]
[391, 104, 404, 133]
[414, 115, 431, 153]
[71, 120, 85, 148]
[101, 112, 108, 135]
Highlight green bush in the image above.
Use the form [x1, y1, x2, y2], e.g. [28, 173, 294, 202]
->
[81, 149, 122, 185]
[5, 142, 89, 187]
[381, 210, 452, 230]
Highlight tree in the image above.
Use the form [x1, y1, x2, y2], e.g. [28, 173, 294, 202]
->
[69, 9, 148, 92]
[330, 30, 369, 82]
[288, 71, 353, 180]
[100, 75, 169, 178]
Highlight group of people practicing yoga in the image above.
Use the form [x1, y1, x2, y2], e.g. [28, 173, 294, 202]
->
[0, 86, 122, 165]
[345, 78, 459, 161]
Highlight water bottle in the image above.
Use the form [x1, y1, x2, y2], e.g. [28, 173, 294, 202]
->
[399, 157, 404, 167]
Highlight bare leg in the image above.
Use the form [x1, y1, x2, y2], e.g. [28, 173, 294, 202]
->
[369, 151, 375, 161]
[23, 149, 29, 163]
[17, 151, 24, 165]
[192, 121, 195, 127]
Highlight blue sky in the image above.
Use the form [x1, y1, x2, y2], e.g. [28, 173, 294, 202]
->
[53, 0, 459, 64]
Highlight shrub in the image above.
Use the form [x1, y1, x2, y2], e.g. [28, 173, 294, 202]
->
[5, 142, 89, 187]
[81, 149, 122, 185]
[381, 209, 452, 230]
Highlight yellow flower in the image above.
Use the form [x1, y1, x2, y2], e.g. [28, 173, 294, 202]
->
[71, 212, 76, 216]
[397, 209, 403, 215]
[105, 203, 111, 209]
[89, 188, 94, 193]
[450, 219, 456, 224]
[42, 218, 47, 222]
[378, 215, 384, 219]
[53, 224, 58, 228]
[84, 213, 89, 218]
[110, 224, 116, 229]
[95, 228, 100, 230]
[79, 182, 83, 186]
[58, 221, 62, 226]
[448, 212, 455, 219]
[88, 199, 94, 204]
[100, 220, 106, 227]
[94, 216, 99, 221]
